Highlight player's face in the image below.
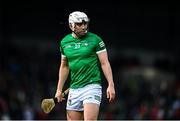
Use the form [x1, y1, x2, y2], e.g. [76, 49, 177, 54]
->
[73, 22, 88, 37]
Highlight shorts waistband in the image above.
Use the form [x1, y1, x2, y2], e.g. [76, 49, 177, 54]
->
[70, 83, 102, 91]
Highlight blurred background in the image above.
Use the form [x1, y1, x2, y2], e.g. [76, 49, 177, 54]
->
[1, 1, 180, 120]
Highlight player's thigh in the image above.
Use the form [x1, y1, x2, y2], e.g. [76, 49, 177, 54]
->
[67, 110, 83, 120]
[83, 103, 100, 120]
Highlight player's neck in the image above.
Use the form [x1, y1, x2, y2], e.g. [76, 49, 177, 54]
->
[72, 33, 78, 38]
[72, 32, 86, 39]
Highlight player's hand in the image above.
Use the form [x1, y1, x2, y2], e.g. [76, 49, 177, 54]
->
[106, 85, 115, 103]
[55, 90, 65, 102]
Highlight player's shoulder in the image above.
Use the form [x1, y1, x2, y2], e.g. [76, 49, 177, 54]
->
[62, 33, 72, 41]
[87, 32, 102, 40]
[60, 33, 72, 44]
[88, 32, 99, 37]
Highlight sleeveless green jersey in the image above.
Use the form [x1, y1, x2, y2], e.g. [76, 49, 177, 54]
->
[60, 32, 106, 89]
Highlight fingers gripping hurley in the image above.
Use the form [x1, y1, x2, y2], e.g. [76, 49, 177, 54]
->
[41, 88, 69, 114]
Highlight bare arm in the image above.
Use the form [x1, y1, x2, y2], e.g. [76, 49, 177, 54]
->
[97, 51, 115, 102]
[55, 55, 69, 102]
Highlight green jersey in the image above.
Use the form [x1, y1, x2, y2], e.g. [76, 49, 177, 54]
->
[60, 32, 106, 89]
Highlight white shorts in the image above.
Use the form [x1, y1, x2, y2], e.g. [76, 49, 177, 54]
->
[66, 84, 102, 111]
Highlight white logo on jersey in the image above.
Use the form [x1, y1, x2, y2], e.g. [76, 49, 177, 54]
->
[99, 41, 105, 48]
[75, 43, 81, 49]
[64, 45, 72, 49]
[84, 43, 88, 46]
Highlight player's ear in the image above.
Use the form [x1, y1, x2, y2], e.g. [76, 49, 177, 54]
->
[69, 24, 73, 31]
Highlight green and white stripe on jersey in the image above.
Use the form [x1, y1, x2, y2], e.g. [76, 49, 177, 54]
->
[60, 32, 106, 89]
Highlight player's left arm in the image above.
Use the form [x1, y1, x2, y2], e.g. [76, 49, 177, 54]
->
[97, 51, 115, 102]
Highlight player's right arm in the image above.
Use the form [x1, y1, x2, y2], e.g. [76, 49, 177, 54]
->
[55, 55, 69, 102]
